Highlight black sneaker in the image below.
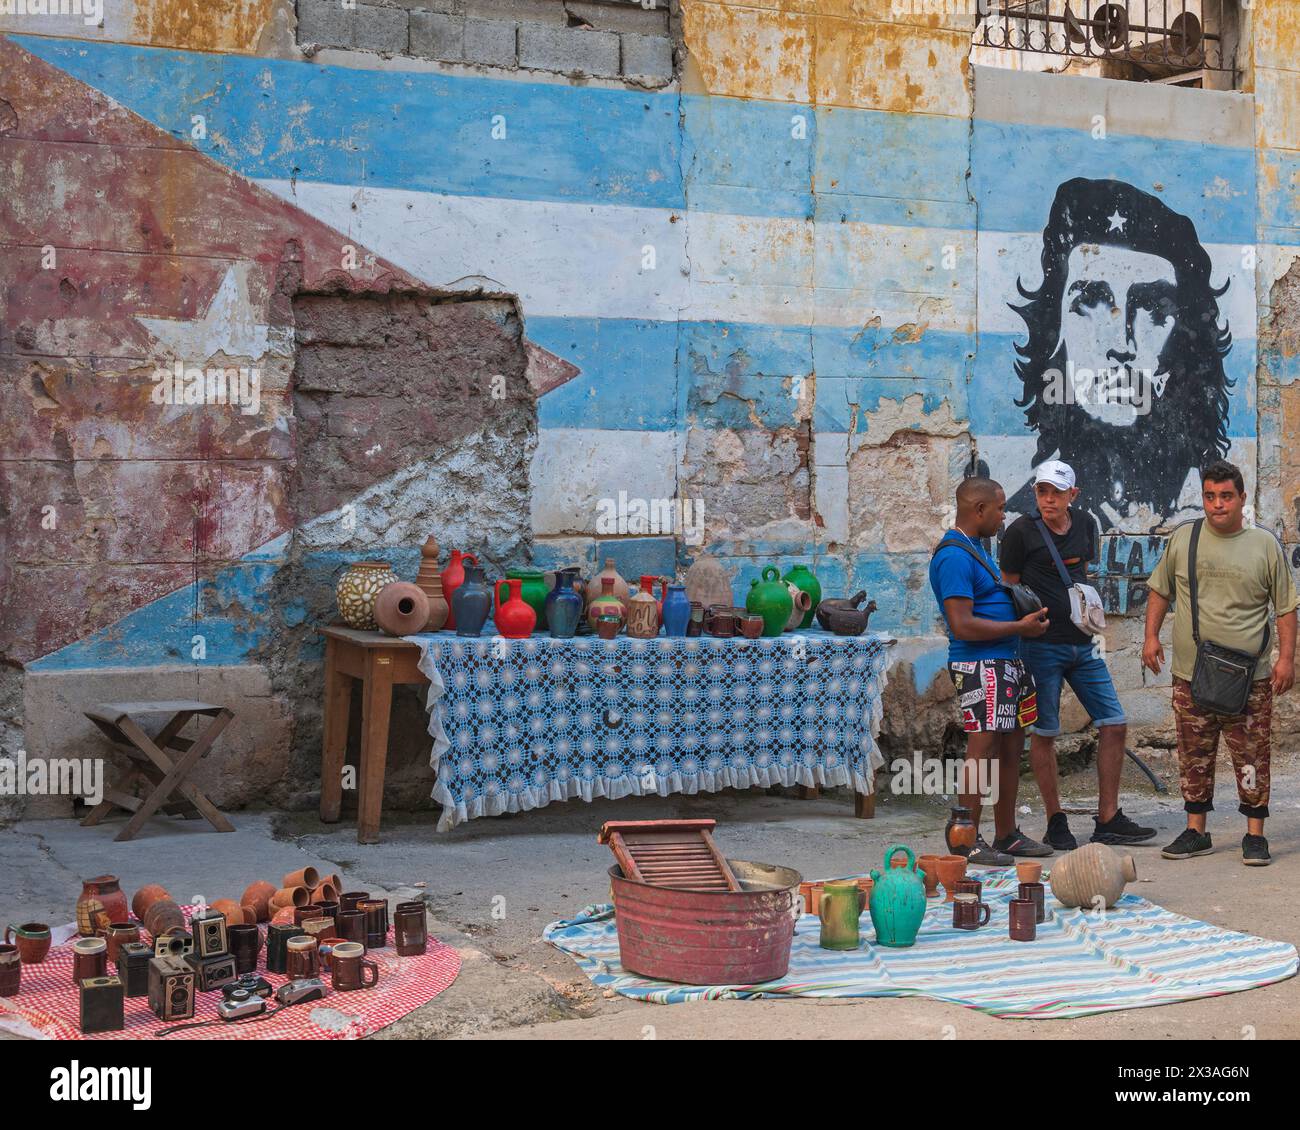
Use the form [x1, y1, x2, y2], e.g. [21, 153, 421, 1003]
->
[1161, 828, 1213, 859]
[992, 827, 1053, 858]
[1044, 811, 1077, 851]
[965, 834, 1014, 867]
[1091, 808, 1158, 845]
[1242, 834, 1271, 867]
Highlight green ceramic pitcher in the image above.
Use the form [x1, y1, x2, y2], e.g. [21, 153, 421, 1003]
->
[817, 880, 867, 950]
[507, 569, 549, 630]
[746, 565, 794, 637]
[868, 845, 927, 948]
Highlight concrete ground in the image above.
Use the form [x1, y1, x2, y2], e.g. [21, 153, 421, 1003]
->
[2, 750, 1297, 1040]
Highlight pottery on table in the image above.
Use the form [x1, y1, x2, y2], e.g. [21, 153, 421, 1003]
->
[585, 558, 630, 616]
[241, 881, 276, 923]
[451, 564, 493, 637]
[626, 575, 661, 639]
[142, 898, 184, 940]
[943, 805, 977, 855]
[746, 566, 794, 638]
[952, 895, 991, 930]
[587, 576, 627, 632]
[705, 605, 736, 637]
[1049, 843, 1136, 910]
[954, 877, 982, 901]
[916, 854, 942, 898]
[270, 885, 309, 911]
[131, 885, 171, 924]
[210, 899, 247, 927]
[596, 614, 621, 640]
[783, 582, 812, 632]
[494, 578, 538, 639]
[440, 550, 478, 632]
[271, 906, 298, 926]
[544, 569, 584, 639]
[77, 876, 130, 937]
[686, 601, 704, 637]
[1009, 898, 1037, 942]
[4, 922, 52, 964]
[737, 613, 763, 639]
[414, 536, 449, 631]
[336, 561, 400, 631]
[782, 564, 823, 630]
[104, 921, 140, 963]
[660, 582, 691, 637]
[309, 882, 339, 906]
[1016, 860, 1043, 885]
[817, 880, 866, 950]
[868, 845, 927, 948]
[507, 569, 549, 630]
[934, 855, 967, 901]
[283, 867, 320, 891]
[683, 555, 733, 611]
[374, 582, 431, 637]
[1019, 881, 1046, 924]
[815, 590, 878, 636]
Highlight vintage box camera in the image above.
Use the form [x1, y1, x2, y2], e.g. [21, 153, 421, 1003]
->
[79, 976, 125, 1034]
[148, 956, 195, 1021]
[153, 930, 193, 960]
[115, 941, 154, 998]
[185, 951, 237, 991]
[191, 911, 228, 959]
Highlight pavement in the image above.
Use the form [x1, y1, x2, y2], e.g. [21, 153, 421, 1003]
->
[2, 749, 1297, 1040]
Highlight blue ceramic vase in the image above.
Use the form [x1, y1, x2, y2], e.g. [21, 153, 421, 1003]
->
[660, 583, 691, 637]
[546, 570, 584, 639]
[451, 564, 492, 637]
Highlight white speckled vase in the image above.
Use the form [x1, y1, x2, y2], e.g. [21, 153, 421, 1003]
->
[336, 561, 400, 631]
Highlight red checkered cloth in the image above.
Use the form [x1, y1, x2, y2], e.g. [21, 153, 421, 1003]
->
[0, 907, 460, 1040]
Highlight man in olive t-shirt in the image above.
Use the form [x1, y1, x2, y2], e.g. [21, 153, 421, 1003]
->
[1143, 460, 1298, 866]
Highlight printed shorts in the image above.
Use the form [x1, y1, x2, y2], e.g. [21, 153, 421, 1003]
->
[1173, 676, 1272, 819]
[948, 659, 1038, 734]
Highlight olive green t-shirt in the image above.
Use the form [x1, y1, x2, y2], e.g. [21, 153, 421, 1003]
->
[1147, 521, 1299, 681]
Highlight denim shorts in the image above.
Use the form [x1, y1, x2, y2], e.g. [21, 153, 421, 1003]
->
[1019, 640, 1126, 737]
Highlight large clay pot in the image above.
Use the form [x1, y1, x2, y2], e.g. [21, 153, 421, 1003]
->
[336, 561, 400, 631]
[241, 881, 277, 923]
[545, 570, 584, 639]
[868, 845, 927, 948]
[626, 575, 661, 639]
[1049, 843, 1137, 909]
[131, 884, 171, 924]
[493, 578, 537, 639]
[683, 555, 733, 610]
[440, 550, 478, 632]
[783, 563, 823, 629]
[783, 582, 812, 632]
[661, 583, 691, 637]
[374, 582, 430, 637]
[944, 805, 977, 854]
[451, 564, 492, 637]
[507, 569, 549, 630]
[142, 898, 185, 941]
[76, 876, 130, 937]
[585, 558, 630, 615]
[746, 566, 794, 638]
[211, 899, 246, 927]
[415, 536, 450, 631]
[587, 576, 626, 632]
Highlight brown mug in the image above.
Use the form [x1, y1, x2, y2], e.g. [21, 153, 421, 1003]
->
[286, 936, 320, 979]
[5, 922, 51, 964]
[0, 944, 20, 997]
[294, 903, 324, 926]
[686, 602, 704, 637]
[951, 895, 991, 930]
[301, 916, 337, 942]
[339, 891, 370, 914]
[706, 606, 735, 637]
[329, 941, 380, 991]
[358, 899, 388, 948]
[737, 614, 763, 639]
[953, 878, 982, 902]
[316, 900, 340, 925]
[266, 925, 307, 974]
[1018, 881, 1046, 924]
[1009, 898, 1037, 942]
[336, 910, 367, 947]
[104, 921, 140, 964]
[595, 615, 621, 640]
[72, 937, 108, 984]
[393, 902, 427, 957]
[227, 924, 261, 974]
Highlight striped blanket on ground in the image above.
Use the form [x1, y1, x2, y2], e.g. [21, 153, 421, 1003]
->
[544, 870, 1297, 1018]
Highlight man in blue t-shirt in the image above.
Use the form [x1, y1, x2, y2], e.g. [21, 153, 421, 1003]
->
[928, 477, 1053, 865]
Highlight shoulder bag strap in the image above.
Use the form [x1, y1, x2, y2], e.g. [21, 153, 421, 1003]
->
[1034, 518, 1074, 588]
[935, 537, 1002, 586]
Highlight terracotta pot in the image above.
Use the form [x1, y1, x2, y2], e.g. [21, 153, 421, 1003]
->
[142, 898, 185, 940]
[783, 582, 812, 632]
[916, 854, 942, 899]
[683, 555, 734, 611]
[104, 922, 140, 964]
[415, 536, 450, 631]
[282, 868, 320, 892]
[270, 886, 309, 910]
[934, 855, 967, 902]
[131, 884, 171, 924]
[1016, 861, 1043, 886]
[310, 882, 339, 905]
[241, 881, 277, 923]
[1049, 843, 1137, 910]
[76, 876, 130, 937]
[374, 582, 430, 637]
[327, 874, 343, 896]
[798, 880, 824, 915]
[336, 560, 400, 631]
[210, 899, 246, 927]
[596, 616, 620, 640]
[271, 906, 298, 926]
[4, 923, 52, 965]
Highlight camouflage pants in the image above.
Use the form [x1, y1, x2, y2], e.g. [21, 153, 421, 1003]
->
[1172, 676, 1272, 819]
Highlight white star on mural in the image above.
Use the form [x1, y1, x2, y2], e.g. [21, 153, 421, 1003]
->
[1107, 209, 1127, 233]
[136, 263, 289, 360]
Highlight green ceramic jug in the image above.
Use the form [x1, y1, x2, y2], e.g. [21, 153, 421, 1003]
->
[507, 569, 550, 630]
[782, 563, 822, 630]
[868, 845, 927, 948]
[817, 880, 866, 950]
[746, 565, 794, 638]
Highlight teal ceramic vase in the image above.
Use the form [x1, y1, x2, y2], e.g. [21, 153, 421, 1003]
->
[782, 563, 822, 630]
[745, 566, 794, 638]
[868, 845, 927, 948]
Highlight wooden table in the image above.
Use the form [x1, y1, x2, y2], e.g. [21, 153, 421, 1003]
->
[318, 626, 429, 844]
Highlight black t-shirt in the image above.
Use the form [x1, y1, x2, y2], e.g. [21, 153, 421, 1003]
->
[999, 510, 1097, 646]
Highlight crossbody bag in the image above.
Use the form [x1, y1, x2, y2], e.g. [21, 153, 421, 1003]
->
[1187, 518, 1270, 715]
[934, 536, 1043, 619]
[1034, 518, 1107, 636]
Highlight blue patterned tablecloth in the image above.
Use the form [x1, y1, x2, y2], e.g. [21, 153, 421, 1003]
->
[404, 631, 894, 830]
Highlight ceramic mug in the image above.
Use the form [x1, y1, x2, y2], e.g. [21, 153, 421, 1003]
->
[393, 902, 427, 957]
[330, 941, 380, 991]
[1018, 881, 1046, 924]
[951, 894, 991, 930]
[0, 944, 20, 997]
[227, 924, 261, 974]
[686, 603, 704, 637]
[953, 878, 983, 902]
[358, 900, 388, 948]
[266, 925, 307, 974]
[737, 614, 764, 639]
[286, 936, 320, 979]
[294, 903, 324, 926]
[336, 910, 367, 947]
[71, 937, 108, 985]
[1008, 898, 1037, 942]
[4, 922, 51, 964]
[339, 891, 370, 914]
[104, 921, 140, 964]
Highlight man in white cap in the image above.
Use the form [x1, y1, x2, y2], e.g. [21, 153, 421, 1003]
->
[1000, 460, 1157, 850]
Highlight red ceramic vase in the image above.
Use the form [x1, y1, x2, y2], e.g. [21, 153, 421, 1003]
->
[493, 579, 537, 639]
[76, 876, 129, 937]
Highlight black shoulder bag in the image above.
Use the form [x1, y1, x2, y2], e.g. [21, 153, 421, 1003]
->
[935, 536, 1043, 618]
[1187, 518, 1270, 715]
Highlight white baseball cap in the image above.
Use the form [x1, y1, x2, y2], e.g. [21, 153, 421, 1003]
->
[1033, 460, 1076, 491]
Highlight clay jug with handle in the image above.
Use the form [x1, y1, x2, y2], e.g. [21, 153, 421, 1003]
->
[868, 845, 927, 948]
[817, 880, 866, 950]
[440, 550, 478, 632]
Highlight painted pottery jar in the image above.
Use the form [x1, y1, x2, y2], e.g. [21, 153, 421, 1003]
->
[336, 561, 400, 631]
[1049, 843, 1137, 909]
[451, 564, 492, 637]
[585, 558, 630, 614]
[817, 880, 866, 950]
[76, 876, 129, 937]
[782, 564, 823, 630]
[415, 535, 450, 631]
[626, 575, 661, 639]
[544, 570, 584, 639]
[660, 583, 691, 637]
[374, 582, 431, 637]
[783, 582, 812, 632]
[440, 550, 478, 632]
[587, 576, 627, 632]
[944, 805, 977, 854]
[507, 569, 550, 630]
[493, 578, 538, 639]
[746, 566, 794, 638]
[868, 845, 926, 948]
